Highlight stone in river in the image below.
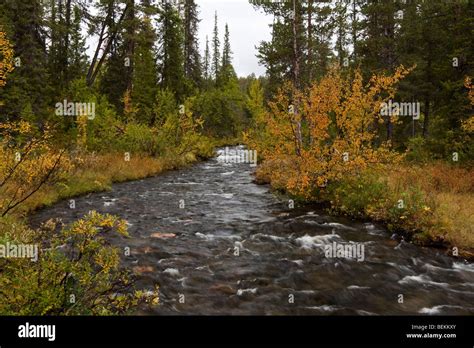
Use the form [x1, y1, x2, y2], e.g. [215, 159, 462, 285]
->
[209, 284, 235, 295]
[151, 232, 176, 239]
[133, 266, 154, 274]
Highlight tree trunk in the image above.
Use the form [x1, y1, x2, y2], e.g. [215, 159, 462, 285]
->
[125, 0, 135, 93]
[292, 0, 302, 156]
[64, 0, 72, 85]
[352, 0, 357, 61]
[423, 97, 430, 138]
[87, 3, 130, 87]
[307, 0, 313, 83]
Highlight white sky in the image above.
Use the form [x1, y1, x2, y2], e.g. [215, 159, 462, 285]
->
[196, 0, 273, 77]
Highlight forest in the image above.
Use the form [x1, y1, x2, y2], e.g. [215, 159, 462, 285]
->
[0, 0, 472, 316]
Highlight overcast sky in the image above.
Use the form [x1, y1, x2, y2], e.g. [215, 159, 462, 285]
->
[196, 0, 273, 77]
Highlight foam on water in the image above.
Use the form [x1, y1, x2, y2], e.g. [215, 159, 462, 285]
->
[237, 288, 257, 296]
[296, 234, 341, 250]
[163, 268, 180, 277]
[398, 274, 449, 288]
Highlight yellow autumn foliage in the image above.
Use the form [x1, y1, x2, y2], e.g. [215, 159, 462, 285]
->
[462, 77, 474, 132]
[0, 28, 14, 89]
[0, 120, 73, 216]
[246, 66, 412, 198]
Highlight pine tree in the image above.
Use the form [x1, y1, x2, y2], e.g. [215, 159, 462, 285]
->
[132, 14, 158, 125]
[222, 24, 232, 68]
[305, 1, 332, 83]
[123, 0, 137, 94]
[0, 0, 51, 122]
[183, 0, 202, 90]
[203, 35, 210, 82]
[157, 0, 186, 102]
[68, 5, 88, 82]
[359, 0, 398, 141]
[99, 39, 129, 115]
[333, 0, 350, 68]
[218, 24, 237, 86]
[211, 11, 220, 81]
[99, 0, 148, 116]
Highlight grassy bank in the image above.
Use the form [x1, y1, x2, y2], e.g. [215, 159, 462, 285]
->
[256, 161, 474, 260]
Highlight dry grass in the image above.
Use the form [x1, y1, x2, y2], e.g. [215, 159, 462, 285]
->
[386, 163, 474, 195]
[434, 192, 474, 251]
[384, 163, 474, 253]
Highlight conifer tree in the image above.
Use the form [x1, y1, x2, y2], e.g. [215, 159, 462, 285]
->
[218, 24, 237, 86]
[203, 35, 210, 82]
[0, 0, 51, 122]
[157, 0, 186, 102]
[183, 0, 202, 89]
[131, 14, 158, 125]
[211, 11, 220, 81]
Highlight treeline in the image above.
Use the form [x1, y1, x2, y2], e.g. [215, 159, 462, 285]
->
[250, 0, 473, 160]
[0, 0, 250, 141]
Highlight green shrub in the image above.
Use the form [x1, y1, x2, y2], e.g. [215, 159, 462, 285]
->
[0, 212, 159, 315]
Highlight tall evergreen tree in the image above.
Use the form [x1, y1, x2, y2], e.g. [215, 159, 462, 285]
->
[0, 0, 51, 122]
[203, 35, 210, 82]
[211, 11, 220, 81]
[251, 0, 333, 90]
[359, 0, 398, 141]
[68, 5, 89, 82]
[132, 13, 158, 125]
[183, 0, 202, 89]
[222, 24, 232, 68]
[123, 0, 137, 94]
[333, 0, 350, 68]
[157, 0, 186, 102]
[218, 24, 237, 86]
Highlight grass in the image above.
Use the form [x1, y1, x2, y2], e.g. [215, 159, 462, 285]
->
[378, 163, 474, 253]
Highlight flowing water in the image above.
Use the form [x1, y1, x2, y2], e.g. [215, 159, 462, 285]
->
[30, 146, 474, 315]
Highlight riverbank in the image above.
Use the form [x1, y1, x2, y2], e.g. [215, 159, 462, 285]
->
[255, 160, 474, 260]
[5, 144, 215, 218]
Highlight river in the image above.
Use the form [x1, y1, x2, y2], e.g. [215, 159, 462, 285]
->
[30, 146, 474, 315]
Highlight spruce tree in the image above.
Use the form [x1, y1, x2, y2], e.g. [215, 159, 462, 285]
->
[132, 14, 158, 125]
[0, 0, 51, 122]
[211, 11, 220, 81]
[157, 0, 186, 102]
[68, 5, 89, 82]
[183, 0, 202, 90]
[203, 35, 210, 82]
[218, 24, 237, 86]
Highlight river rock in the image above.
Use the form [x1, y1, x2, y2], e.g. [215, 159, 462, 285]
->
[151, 232, 176, 239]
[209, 284, 235, 295]
[133, 266, 154, 274]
